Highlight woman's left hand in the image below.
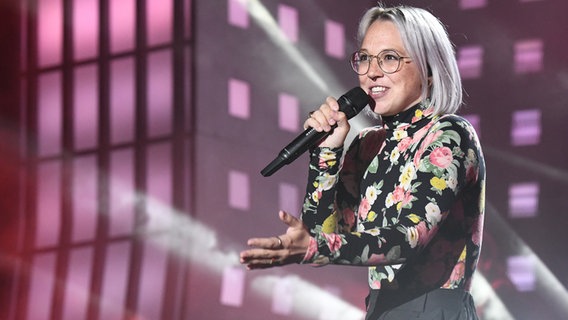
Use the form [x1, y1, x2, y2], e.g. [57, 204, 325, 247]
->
[240, 210, 312, 270]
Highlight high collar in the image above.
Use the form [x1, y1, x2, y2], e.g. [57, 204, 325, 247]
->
[381, 101, 433, 131]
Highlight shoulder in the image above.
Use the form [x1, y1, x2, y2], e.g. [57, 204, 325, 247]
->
[430, 114, 480, 142]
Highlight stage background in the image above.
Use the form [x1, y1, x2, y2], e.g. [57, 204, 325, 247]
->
[1, 0, 567, 319]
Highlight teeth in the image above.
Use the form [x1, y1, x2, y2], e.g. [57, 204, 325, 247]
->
[371, 86, 386, 93]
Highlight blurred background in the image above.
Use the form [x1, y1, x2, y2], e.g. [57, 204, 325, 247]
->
[1, 0, 567, 319]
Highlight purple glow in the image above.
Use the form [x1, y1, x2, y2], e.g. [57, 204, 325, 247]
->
[110, 57, 135, 144]
[507, 255, 536, 292]
[514, 39, 543, 74]
[74, 64, 99, 150]
[458, 46, 483, 79]
[110, 0, 135, 53]
[220, 266, 245, 307]
[147, 0, 173, 46]
[72, 155, 98, 242]
[73, 0, 99, 61]
[137, 242, 168, 319]
[38, 0, 62, 67]
[272, 277, 294, 316]
[109, 148, 135, 237]
[278, 4, 298, 43]
[62, 248, 94, 320]
[228, 78, 250, 119]
[36, 161, 61, 248]
[184, 0, 193, 37]
[27, 253, 56, 320]
[279, 182, 299, 218]
[462, 114, 481, 140]
[459, 0, 487, 9]
[278, 93, 300, 132]
[319, 285, 343, 319]
[147, 50, 173, 137]
[100, 242, 131, 319]
[228, 170, 250, 210]
[325, 20, 345, 59]
[511, 109, 541, 146]
[38, 71, 62, 157]
[147, 142, 173, 207]
[228, 0, 249, 28]
[509, 182, 539, 218]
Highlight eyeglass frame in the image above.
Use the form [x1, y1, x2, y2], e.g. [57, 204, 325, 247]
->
[349, 49, 412, 75]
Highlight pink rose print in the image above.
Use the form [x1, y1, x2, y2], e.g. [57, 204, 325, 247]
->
[416, 221, 436, 247]
[323, 233, 343, 253]
[412, 121, 435, 144]
[397, 137, 412, 152]
[422, 130, 443, 149]
[430, 147, 453, 169]
[371, 280, 382, 290]
[392, 186, 405, 203]
[472, 216, 484, 246]
[358, 198, 371, 220]
[401, 191, 413, 207]
[367, 253, 388, 265]
[303, 237, 318, 261]
[343, 208, 356, 227]
[413, 147, 424, 167]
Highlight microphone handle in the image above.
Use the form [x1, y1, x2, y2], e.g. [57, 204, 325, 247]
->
[260, 125, 335, 177]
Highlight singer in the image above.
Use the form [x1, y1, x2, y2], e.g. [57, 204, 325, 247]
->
[240, 5, 485, 320]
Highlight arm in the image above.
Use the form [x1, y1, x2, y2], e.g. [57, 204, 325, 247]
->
[301, 116, 484, 268]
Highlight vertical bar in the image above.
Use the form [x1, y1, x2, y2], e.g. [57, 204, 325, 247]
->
[73, 64, 99, 151]
[51, 0, 75, 318]
[87, 0, 111, 318]
[124, 0, 148, 315]
[17, 0, 40, 318]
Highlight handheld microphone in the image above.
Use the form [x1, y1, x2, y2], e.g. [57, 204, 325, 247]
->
[261, 87, 370, 177]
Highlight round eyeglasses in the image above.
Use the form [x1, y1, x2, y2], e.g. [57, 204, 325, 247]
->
[350, 50, 411, 75]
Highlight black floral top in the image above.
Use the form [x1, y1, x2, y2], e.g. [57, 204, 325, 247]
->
[300, 102, 485, 296]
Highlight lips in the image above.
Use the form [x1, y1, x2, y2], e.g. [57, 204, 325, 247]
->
[368, 85, 388, 98]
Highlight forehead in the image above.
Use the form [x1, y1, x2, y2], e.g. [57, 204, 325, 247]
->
[360, 20, 406, 53]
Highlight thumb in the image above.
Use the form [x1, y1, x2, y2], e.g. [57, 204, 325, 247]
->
[279, 210, 302, 228]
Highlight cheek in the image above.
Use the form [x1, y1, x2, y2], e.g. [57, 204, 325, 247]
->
[358, 75, 366, 87]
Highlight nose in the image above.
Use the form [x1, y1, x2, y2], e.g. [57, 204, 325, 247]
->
[366, 56, 384, 78]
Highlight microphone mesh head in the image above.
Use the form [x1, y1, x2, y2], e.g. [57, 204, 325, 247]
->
[339, 87, 370, 119]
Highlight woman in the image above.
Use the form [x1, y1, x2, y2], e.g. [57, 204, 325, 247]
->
[240, 5, 485, 319]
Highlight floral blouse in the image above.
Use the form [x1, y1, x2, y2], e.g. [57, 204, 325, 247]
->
[300, 102, 485, 296]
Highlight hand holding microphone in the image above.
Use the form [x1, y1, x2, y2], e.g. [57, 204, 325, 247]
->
[261, 87, 370, 177]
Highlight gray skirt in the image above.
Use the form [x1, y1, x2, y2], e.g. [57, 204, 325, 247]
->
[365, 288, 479, 320]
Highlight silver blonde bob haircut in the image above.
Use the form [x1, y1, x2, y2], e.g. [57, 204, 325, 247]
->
[357, 5, 463, 115]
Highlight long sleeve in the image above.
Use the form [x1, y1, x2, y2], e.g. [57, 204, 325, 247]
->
[300, 108, 485, 291]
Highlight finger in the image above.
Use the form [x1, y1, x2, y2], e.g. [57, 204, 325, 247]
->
[312, 104, 337, 131]
[325, 96, 348, 125]
[240, 250, 280, 270]
[325, 96, 340, 112]
[246, 237, 278, 249]
[279, 210, 302, 229]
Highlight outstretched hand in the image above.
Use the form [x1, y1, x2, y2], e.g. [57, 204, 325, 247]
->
[240, 210, 312, 270]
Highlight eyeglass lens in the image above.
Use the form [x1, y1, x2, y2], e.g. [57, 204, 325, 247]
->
[351, 50, 402, 75]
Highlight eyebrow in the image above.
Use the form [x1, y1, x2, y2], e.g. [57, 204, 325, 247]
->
[359, 48, 405, 54]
